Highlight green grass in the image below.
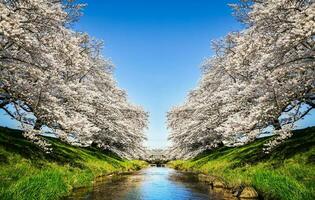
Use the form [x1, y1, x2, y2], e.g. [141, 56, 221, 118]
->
[168, 127, 315, 200]
[0, 127, 147, 200]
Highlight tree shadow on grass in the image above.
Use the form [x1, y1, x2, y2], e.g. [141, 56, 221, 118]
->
[0, 153, 8, 164]
[231, 127, 315, 168]
[0, 127, 85, 168]
[269, 127, 315, 160]
[193, 127, 315, 169]
[0, 126, 124, 169]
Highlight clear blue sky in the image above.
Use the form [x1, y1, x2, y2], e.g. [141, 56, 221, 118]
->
[1, 0, 313, 149]
[74, 0, 241, 149]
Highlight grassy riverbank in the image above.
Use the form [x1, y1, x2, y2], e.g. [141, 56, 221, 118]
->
[168, 127, 315, 200]
[0, 127, 147, 200]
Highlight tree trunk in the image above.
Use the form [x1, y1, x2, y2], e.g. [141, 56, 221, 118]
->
[272, 118, 282, 130]
[34, 119, 42, 130]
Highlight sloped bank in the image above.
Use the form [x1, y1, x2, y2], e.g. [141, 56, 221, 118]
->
[0, 127, 147, 200]
[168, 127, 315, 200]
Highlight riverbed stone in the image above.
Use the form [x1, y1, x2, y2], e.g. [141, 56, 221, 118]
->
[223, 191, 238, 200]
[231, 186, 242, 197]
[198, 174, 216, 184]
[213, 180, 226, 188]
[239, 187, 258, 199]
[207, 176, 216, 183]
[210, 186, 238, 200]
[198, 174, 207, 181]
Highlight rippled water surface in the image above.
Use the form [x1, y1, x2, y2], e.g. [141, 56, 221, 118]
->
[66, 167, 215, 200]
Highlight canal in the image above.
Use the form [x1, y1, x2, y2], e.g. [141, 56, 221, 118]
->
[65, 167, 223, 200]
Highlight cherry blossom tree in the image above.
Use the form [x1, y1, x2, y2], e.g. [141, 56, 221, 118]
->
[0, 0, 148, 158]
[168, 0, 314, 158]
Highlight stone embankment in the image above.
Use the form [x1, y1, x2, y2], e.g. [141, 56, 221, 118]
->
[198, 174, 259, 200]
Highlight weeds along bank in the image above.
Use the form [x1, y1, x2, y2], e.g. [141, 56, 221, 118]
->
[0, 127, 147, 200]
[168, 127, 315, 200]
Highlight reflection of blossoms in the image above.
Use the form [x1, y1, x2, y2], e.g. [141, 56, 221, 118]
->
[0, 0, 148, 158]
[168, 0, 314, 158]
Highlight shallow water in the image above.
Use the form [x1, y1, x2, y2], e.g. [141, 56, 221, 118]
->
[65, 167, 221, 200]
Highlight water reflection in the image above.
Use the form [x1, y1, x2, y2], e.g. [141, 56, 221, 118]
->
[66, 167, 214, 200]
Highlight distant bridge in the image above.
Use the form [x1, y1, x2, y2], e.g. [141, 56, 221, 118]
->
[145, 149, 169, 167]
